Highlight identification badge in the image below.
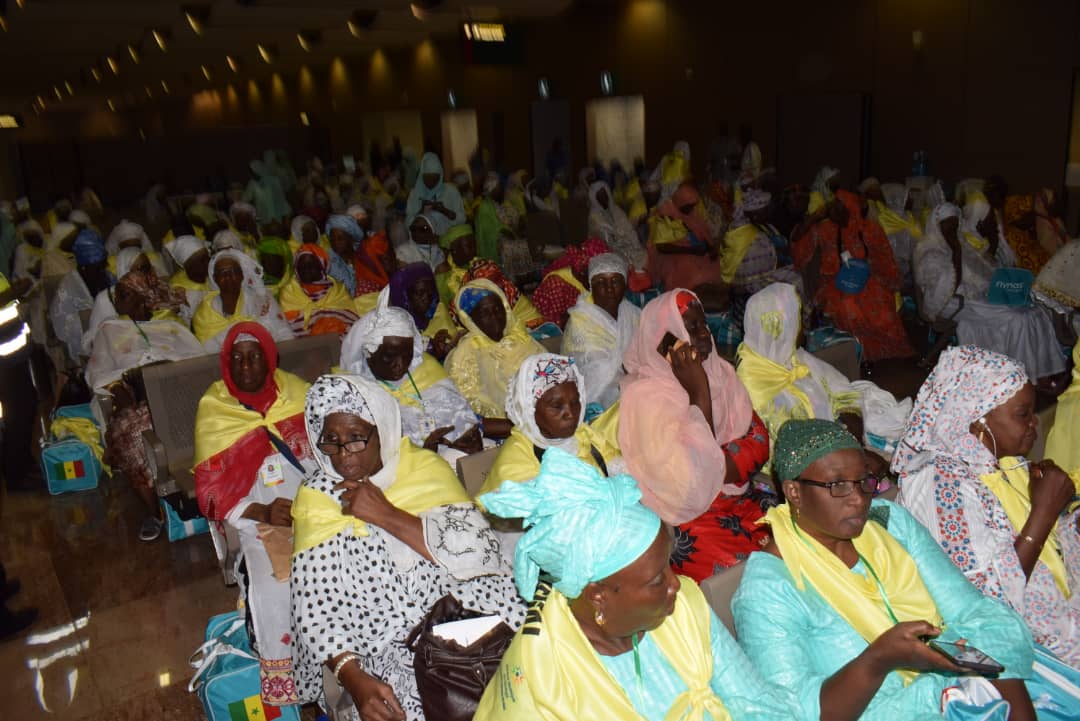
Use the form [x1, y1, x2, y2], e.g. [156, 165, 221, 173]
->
[419, 415, 437, 437]
[260, 460, 285, 487]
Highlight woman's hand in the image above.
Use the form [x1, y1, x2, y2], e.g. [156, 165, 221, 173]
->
[449, 424, 484, 454]
[336, 478, 400, 528]
[864, 621, 963, 676]
[669, 342, 709, 398]
[243, 498, 293, 526]
[429, 329, 458, 360]
[339, 662, 406, 721]
[1029, 460, 1074, 520]
[422, 426, 455, 451]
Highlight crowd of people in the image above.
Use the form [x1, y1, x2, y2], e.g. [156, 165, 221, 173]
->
[1, 136, 1080, 720]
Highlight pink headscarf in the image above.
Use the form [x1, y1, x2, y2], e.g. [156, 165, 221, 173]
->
[618, 289, 754, 524]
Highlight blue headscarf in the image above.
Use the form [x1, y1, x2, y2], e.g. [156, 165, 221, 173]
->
[72, 229, 107, 266]
[324, 214, 364, 295]
[479, 448, 661, 600]
[457, 287, 492, 315]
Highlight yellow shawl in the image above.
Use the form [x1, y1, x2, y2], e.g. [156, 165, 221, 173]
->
[379, 353, 448, 410]
[719, 224, 760, 284]
[765, 503, 942, 683]
[980, 458, 1073, 598]
[479, 404, 622, 498]
[546, 266, 587, 295]
[193, 369, 311, 466]
[192, 291, 254, 343]
[872, 201, 923, 240]
[354, 290, 381, 318]
[422, 301, 458, 339]
[169, 269, 209, 293]
[735, 345, 860, 424]
[291, 438, 469, 555]
[278, 277, 355, 331]
[474, 576, 731, 721]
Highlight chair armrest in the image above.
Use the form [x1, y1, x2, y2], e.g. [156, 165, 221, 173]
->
[140, 429, 178, 498]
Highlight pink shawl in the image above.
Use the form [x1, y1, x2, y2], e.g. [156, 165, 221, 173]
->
[618, 289, 754, 524]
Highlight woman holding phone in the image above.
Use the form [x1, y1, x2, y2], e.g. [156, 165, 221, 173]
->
[619, 288, 774, 581]
[734, 418, 1080, 721]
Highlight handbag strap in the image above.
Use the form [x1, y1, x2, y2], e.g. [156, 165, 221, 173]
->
[187, 638, 257, 692]
[532, 444, 608, 476]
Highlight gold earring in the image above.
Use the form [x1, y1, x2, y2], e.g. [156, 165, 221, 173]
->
[793, 505, 801, 520]
[593, 609, 605, 627]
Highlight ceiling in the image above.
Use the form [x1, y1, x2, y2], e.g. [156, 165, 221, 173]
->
[0, 0, 571, 113]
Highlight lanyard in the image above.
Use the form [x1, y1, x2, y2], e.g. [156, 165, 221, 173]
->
[380, 371, 424, 404]
[854, 551, 900, 625]
[131, 318, 151, 347]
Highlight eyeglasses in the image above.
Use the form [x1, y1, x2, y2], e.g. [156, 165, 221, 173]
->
[316, 434, 372, 456]
[796, 474, 881, 498]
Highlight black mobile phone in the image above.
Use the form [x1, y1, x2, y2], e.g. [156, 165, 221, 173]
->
[657, 331, 679, 358]
[928, 640, 1005, 675]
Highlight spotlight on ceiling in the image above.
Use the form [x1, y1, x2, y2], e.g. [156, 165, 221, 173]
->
[107, 98, 116, 112]
[160, 80, 170, 94]
[0, 114, 22, 128]
[183, 5, 211, 35]
[128, 43, 140, 64]
[0, 16, 8, 32]
[410, 1, 443, 21]
[347, 11, 377, 37]
[257, 44, 275, 64]
[52, 86, 62, 101]
[90, 67, 102, 82]
[152, 29, 169, 52]
[201, 64, 212, 81]
[64, 80, 74, 96]
[107, 56, 120, 75]
[226, 55, 240, 73]
[297, 30, 320, 53]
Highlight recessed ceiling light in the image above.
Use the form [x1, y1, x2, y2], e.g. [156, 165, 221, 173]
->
[64, 81, 74, 96]
[160, 80, 170, 94]
[152, 30, 168, 52]
[107, 56, 120, 75]
[201, 65, 212, 81]
[257, 44, 274, 64]
[185, 11, 203, 35]
[107, 98, 116, 112]
[90, 67, 102, 82]
[226, 55, 239, 73]
[128, 44, 140, 64]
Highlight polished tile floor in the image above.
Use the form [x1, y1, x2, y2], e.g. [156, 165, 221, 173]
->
[0, 470, 238, 720]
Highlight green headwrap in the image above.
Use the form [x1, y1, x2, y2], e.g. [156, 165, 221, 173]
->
[773, 418, 862, 482]
[479, 447, 661, 601]
[186, 203, 219, 229]
[438, 222, 474, 250]
[256, 236, 292, 285]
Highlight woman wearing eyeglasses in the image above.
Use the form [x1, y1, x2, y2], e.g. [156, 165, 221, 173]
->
[289, 375, 525, 721]
[733, 418, 1080, 721]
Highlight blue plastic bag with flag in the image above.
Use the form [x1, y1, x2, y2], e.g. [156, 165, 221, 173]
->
[188, 611, 300, 721]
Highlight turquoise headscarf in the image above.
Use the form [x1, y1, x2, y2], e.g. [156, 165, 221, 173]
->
[479, 447, 661, 600]
[414, 152, 445, 201]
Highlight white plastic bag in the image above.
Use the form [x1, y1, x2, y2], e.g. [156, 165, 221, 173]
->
[851, 380, 912, 455]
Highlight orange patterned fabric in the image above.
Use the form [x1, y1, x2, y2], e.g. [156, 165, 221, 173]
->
[1003, 194, 1050, 273]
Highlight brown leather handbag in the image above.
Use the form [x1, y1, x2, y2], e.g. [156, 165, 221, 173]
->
[404, 594, 515, 721]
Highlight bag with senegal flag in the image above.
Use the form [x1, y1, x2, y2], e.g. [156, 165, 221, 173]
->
[188, 611, 300, 721]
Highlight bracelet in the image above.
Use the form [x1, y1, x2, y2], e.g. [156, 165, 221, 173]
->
[1019, 534, 1043, 547]
[332, 652, 360, 681]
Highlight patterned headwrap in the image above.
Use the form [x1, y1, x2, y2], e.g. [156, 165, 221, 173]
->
[304, 375, 403, 481]
[892, 345, 1027, 477]
[773, 418, 862, 482]
[479, 447, 661, 600]
[458, 286, 493, 315]
[325, 214, 363, 244]
[294, 243, 333, 300]
[439, 223, 474, 250]
[674, 289, 697, 316]
[587, 252, 628, 283]
[388, 262, 438, 329]
[72, 229, 107, 265]
[505, 353, 586, 451]
[339, 301, 425, 380]
[742, 189, 772, 212]
[459, 259, 520, 308]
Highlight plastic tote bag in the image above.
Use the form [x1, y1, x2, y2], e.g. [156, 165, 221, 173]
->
[160, 492, 210, 543]
[851, 380, 912, 455]
[986, 267, 1034, 307]
[189, 611, 300, 721]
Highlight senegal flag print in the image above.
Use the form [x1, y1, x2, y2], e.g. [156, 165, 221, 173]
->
[227, 694, 281, 721]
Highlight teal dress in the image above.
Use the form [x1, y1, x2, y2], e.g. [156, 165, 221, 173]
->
[733, 500, 1080, 721]
[598, 607, 798, 721]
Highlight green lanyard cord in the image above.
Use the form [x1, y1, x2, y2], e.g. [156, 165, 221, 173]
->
[631, 631, 644, 700]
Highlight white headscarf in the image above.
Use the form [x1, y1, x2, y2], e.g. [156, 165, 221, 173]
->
[114, 247, 145, 280]
[212, 229, 246, 253]
[105, 220, 152, 256]
[505, 353, 586, 452]
[165, 235, 208, 267]
[588, 252, 628, 282]
[290, 215, 317, 245]
[304, 374, 403, 489]
[880, 183, 909, 213]
[340, 297, 426, 381]
[208, 249, 268, 297]
[811, 166, 839, 200]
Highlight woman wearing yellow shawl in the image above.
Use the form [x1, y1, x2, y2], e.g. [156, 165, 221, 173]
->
[479, 353, 622, 497]
[735, 418, 1077, 721]
[872, 183, 922, 286]
[476, 448, 798, 721]
[193, 322, 315, 707]
[289, 375, 524, 721]
[278, 243, 359, 337]
[192, 249, 294, 351]
[434, 221, 476, 305]
[735, 282, 863, 470]
[1044, 341, 1080, 476]
[444, 279, 545, 418]
[164, 234, 211, 317]
[895, 345, 1080, 669]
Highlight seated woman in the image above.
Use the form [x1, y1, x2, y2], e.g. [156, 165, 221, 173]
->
[290, 375, 525, 721]
[480, 353, 622, 497]
[192, 249, 294, 351]
[721, 190, 807, 323]
[587, 180, 649, 287]
[792, 190, 914, 362]
[50, 229, 113, 365]
[646, 183, 726, 296]
[405, 151, 466, 234]
[288, 214, 327, 254]
[278, 243, 358, 337]
[871, 183, 922, 288]
[915, 202, 1066, 384]
[895, 345, 1080, 668]
[532, 237, 611, 329]
[105, 219, 167, 278]
[86, 270, 205, 542]
[229, 202, 261, 247]
[325, 213, 394, 297]
[445, 279, 545, 418]
[735, 282, 867, 468]
[457, 258, 544, 331]
[475, 448, 799, 721]
[435, 222, 478, 305]
[164, 234, 211, 316]
[340, 304, 498, 462]
[386, 261, 458, 360]
[620, 289, 773, 581]
[394, 212, 445, 271]
[561, 253, 641, 412]
[1045, 341, 1080, 475]
[194, 322, 314, 706]
[736, 418, 1080, 721]
[255, 236, 292, 297]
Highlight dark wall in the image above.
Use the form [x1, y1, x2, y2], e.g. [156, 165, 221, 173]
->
[10, 0, 1080, 207]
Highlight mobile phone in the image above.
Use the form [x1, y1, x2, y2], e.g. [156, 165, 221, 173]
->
[657, 331, 679, 358]
[928, 640, 1004, 675]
